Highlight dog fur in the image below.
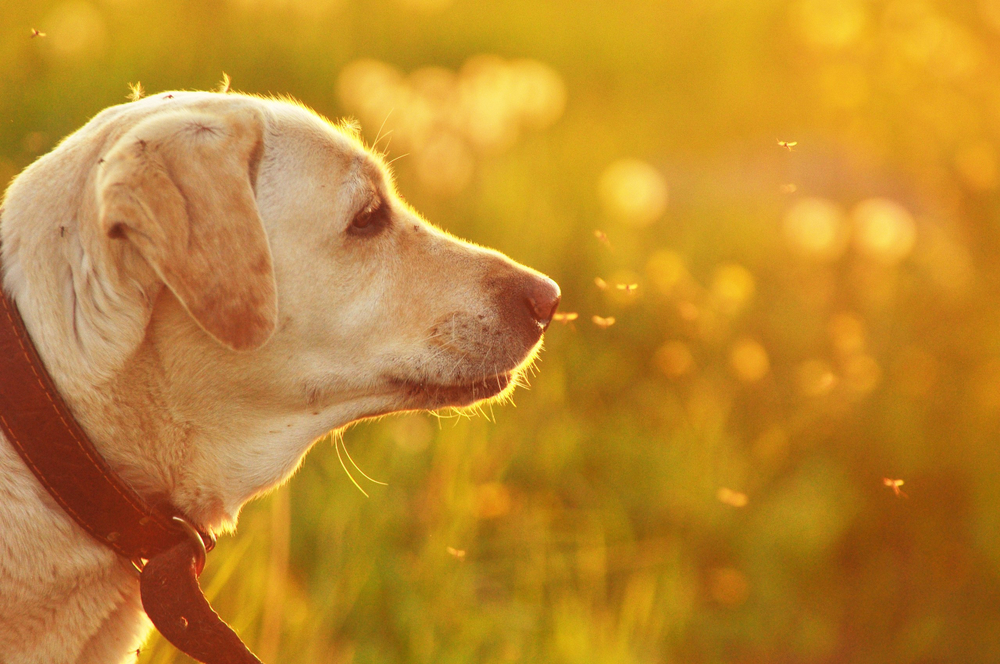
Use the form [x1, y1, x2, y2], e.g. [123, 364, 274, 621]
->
[0, 91, 558, 663]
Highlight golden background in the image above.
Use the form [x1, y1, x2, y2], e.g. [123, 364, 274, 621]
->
[3, 0, 1000, 662]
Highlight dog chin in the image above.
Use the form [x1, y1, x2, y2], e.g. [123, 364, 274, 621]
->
[389, 371, 514, 410]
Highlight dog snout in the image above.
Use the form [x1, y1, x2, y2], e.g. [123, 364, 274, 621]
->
[482, 257, 560, 341]
[525, 276, 561, 329]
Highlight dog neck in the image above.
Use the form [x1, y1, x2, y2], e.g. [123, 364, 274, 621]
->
[0, 435, 153, 663]
[0, 203, 269, 664]
[0, 243, 327, 664]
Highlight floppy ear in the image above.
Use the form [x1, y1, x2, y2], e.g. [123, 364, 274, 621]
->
[97, 106, 276, 351]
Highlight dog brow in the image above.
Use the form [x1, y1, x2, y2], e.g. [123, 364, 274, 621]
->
[336, 158, 378, 216]
[355, 155, 385, 188]
[344, 155, 386, 205]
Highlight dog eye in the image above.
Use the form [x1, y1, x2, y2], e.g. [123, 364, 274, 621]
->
[348, 200, 389, 237]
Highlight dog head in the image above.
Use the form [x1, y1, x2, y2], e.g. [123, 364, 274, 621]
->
[16, 91, 560, 523]
[96, 94, 559, 406]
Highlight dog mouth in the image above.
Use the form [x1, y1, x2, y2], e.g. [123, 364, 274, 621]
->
[388, 371, 514, 409]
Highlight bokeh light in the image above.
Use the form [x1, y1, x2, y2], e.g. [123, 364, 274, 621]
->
[708, 567, 750, 607]
[597, 159, 669, 228]
[783, 197, 850, 261]
[791, 0, 868, 49]
[852, 197, 917, 264]
[729, 338, 770, 383]
[644, 250, 688, 295]
[842, 353, 882, 394]
[654, 341, 695, 378]
[337, 55, 565, 195]
[716, 488, 750, 508]
[955, 141, 998, 191]
[43, 1, 106, 59]
[711, 263, 755, 315]
[828, 312, 866, 356]
[797, 359, 838, 396]
[231, 0, 343, 17]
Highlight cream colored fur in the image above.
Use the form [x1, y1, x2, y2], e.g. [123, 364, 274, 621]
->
[0, 91, 555, 663]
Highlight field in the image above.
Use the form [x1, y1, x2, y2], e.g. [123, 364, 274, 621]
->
[4, 0, 1000, 662]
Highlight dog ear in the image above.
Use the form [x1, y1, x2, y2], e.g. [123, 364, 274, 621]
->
[97, 106, 276, 351]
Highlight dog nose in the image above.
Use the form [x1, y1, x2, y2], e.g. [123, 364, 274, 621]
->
[525, 276, 561, 329]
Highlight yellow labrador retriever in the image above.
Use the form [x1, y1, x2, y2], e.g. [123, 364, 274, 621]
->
[0, 91, 559, 663]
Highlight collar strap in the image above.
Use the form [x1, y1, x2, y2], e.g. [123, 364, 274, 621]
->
[0, 284, 261, 664]
[0, 286, 189, 561]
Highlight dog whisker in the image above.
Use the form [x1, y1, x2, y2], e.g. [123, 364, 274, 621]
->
[333, 431, 370, 498]
[340, 435, 387, 488]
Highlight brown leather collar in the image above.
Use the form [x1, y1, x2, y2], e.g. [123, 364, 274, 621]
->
[0, 282, 263, 664]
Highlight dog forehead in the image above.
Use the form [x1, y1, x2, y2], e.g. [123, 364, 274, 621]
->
[261, 100, 385, 187]
[264, 100, 353, 153]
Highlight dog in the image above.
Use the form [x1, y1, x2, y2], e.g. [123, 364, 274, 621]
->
[0, 90, 559, 663]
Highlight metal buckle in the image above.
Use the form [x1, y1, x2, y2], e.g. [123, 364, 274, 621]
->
[171, 515, 213, 576]
[129, 515, 217, 576]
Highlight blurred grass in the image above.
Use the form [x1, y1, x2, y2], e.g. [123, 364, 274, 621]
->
[6, 0, 1000, 662]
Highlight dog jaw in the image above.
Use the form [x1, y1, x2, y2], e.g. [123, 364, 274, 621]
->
[387, 369, 516, 410]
